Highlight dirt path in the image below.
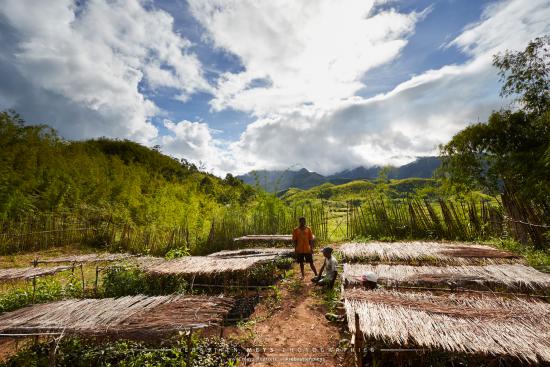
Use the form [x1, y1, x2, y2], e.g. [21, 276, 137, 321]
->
[228, 252, 351, 366]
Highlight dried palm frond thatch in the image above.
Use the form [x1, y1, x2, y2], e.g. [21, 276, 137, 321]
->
[339, 241, 523, 265]
[233, 235, 293, 246]
[131, 255, 166, 268]
[345, 288, 550, 363]
[207, 248, 293, 259]
[0, 265, 73, 282]
[35, 253, 138, 265]
[143, 256, 278, 276]
[0, 295, 234, 339]
[343, 263, 550, 293]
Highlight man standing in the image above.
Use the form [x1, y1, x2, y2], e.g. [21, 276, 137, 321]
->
[292, 217, 318, 279]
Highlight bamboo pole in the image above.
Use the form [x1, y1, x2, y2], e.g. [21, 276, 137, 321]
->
[80, 264, 85, 294]
[355, 313, 363, 367]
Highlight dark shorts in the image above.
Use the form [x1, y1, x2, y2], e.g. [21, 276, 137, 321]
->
[295, 253, 313, 264]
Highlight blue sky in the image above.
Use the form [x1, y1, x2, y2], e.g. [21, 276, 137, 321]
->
[152, 0, 491, 137]
[0, 0, 549, 175]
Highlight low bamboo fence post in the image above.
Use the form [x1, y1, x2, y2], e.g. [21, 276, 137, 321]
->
[189, 274, 196, 293]
[354, 313, 363, 367]
[219, 316, 225, 337]
[32, 276, 36, 304]
[80, 264, 85, 294]
[186, 328, 194, 366]
[48, 338, 57, 367]
[94, 266, 99, 296]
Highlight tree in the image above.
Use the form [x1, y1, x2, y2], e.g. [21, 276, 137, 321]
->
[440, 37, 550, 247]
[493, 35, 550, 114]
[440, 109, 550, 200]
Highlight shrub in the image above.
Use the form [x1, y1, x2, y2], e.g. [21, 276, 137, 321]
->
[101, 263, 188, 297]
[1, 336, 244, 367]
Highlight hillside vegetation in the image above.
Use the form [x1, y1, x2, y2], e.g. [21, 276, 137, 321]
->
[0, 111, 255, 223]
[0, 111, 275, 255]
[280, 178, 439, 205]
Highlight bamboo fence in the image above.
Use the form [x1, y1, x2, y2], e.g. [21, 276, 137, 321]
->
[202, 203, 328, 254]
[232, 235, 293, 247]
[0, 213, 192, 256]
[346, 197, 506, 241]
[0, 203, 329, 255]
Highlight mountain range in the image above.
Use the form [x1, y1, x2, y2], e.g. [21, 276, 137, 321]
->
[237, 156, 441, 192]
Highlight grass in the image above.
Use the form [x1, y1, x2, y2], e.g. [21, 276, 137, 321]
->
[312, 280, 342, 315]
[0, 244, 98, 268]
[0, 274, 85, 313]
[286, 276, 305, 295]
[0, 248, 108, 313]
[482, 238, 550, 268]
[235, 319, 257, 345]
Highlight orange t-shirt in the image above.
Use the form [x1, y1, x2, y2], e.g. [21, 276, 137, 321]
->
[292, 226, 314, 253]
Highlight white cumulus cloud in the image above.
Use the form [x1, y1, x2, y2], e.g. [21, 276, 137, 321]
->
[159, 119, 235, 176]
[0, 0, 210, 142]
[223, 0, 550, 175]
[189, 0, 426, 116]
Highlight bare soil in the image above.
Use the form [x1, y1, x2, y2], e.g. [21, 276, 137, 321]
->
[226, 251, 352, 366]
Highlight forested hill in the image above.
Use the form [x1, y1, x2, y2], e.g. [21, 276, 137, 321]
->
[0, 111, 255, 226]
[237, 156, 441, 192]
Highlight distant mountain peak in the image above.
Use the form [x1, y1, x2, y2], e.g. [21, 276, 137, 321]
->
[237, 156, 440, 192]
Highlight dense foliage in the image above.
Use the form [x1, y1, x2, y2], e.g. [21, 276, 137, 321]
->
[440, 36, 550, 248]
[0, 111, 273, 254]
[0, 110, 254, 224]
[1, 336, 243, 367]
[0, 275, 83, 313]
[441, 36, 550, 199]
[101, 263, 188, 297]
[440, 109, 550, 202]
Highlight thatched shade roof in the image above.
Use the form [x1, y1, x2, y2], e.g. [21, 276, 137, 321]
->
[345, 288, 550, 363]
[0, 295, 234, 339]
[131, 256, 166, 268]
[35, 253, 137, 264]
[233, 235, 293, 245]
[0, 265, 73, 282]
[207, 248, 293, 259]
[339, 241, 523, 265]
[143, 256, 276, 276]
[343, 263, 550, 293]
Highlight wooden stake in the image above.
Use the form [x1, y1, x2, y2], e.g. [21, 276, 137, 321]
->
[186, 328, 194, 366]
[80, 264, 85, 294]
[32, 276, 36, 304]
[355, 313, 364, 367]
[220, 316, 225, 337]
[190, 274, 196, 293]
[94, 266, 99, 296]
